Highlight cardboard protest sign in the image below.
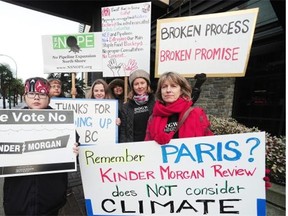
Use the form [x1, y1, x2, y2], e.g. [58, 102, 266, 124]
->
[102, 2, 151, 77]
[0, 109, 76, 177]
[42, 32, 102, 73]
[50, 98, 118, 145]
[79, 132, 266, 216]
[155, 8, 259, 77]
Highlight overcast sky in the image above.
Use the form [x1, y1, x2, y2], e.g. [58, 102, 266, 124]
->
[0, 1, 80, 81]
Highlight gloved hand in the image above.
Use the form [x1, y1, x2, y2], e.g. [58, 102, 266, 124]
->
[194, 73, 207, 89]
[263, 168, 272, 189]
[192, 73, 207, 104]
[154, 132, 175, 145]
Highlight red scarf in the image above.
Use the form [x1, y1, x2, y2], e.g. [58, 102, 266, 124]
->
[145, 97, 213, 141]
[147, 98, 192, 138]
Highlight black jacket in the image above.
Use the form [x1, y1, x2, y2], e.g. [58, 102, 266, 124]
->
[119, 94, 155, 143]
[4, 173, 68, 215]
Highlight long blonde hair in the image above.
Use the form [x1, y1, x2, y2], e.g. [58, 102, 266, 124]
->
[86, 79, 112, 99]
[156, 72, 192, 103]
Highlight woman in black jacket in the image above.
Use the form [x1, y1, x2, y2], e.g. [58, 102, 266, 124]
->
[119, 70, 155, 143]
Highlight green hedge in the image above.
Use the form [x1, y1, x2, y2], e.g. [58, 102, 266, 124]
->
[209, 115, 286, 185]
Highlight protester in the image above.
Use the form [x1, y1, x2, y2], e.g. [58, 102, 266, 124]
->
[108, 78, 125, 107]
[86, 79, 112, 99]
[48, 78, 80, 146]
[86, 78, 121, 126]
[3, 77, 79, 216]
[119, 69, 155, 142]
[108, 78, 125, 136]
[48, 78, 65, 98]
[145, 71, 213, 144]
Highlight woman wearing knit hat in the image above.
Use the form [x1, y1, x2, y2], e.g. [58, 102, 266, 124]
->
[3, 77, 79, 215]
[119, 69, 155, 143]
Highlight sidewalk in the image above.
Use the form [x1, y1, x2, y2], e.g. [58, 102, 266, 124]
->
[60, 167, 86, 215]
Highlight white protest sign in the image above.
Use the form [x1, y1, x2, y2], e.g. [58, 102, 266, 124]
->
[0, 109, 76, 177]
[50, 98, 118, 145]
[42, 32, 102, 73]
[102, 2, 151, 77]
[155, 8, 259, 77]
[79, 132, 266, 215]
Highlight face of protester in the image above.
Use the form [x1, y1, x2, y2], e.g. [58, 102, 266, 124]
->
[161, 80, 181, 105]
[24, 92, 50, 109]
[93, 83, 106, 99]
[49, 82, 61, 97]
[113, 85, 123, 96]
[133, 78, 148, 96]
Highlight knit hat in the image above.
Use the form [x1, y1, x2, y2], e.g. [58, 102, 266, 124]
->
[129, 69, 150, 86]
[24, 77, 50, 94]
[108, 78, 124, 90]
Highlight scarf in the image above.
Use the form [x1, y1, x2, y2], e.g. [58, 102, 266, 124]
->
[133, 94, 149, 105]
[148, 98, 192, 138]
[153, 97, 192, 117]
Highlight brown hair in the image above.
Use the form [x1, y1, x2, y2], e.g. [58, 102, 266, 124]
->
[156, 72, 192, 104]
[48, 78, 62, 85]
[86, 79, 112, 99]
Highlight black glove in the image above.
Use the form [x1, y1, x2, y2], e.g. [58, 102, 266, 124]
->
[192, 73, 207, 104]
[194, 73, 207, 89]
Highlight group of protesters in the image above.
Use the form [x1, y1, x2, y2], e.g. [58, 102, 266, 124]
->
[3, 68, 272, 215]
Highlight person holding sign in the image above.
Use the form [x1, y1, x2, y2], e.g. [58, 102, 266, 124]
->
[144, 72, 272, 190]
[86, 79, 112, 99]
[120, 69, 155, 142]
[3, 77, 79, 216]
[87, 78, 121, 126]
[145, 72, 213, 144]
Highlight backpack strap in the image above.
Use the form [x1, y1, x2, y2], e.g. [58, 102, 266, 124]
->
[175, 106, 194, 133]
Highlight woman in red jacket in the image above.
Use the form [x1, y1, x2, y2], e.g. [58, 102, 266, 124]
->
[145, 71, 213, 144]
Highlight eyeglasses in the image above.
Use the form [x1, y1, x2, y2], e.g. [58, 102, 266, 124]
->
[26, 92, 48, 99]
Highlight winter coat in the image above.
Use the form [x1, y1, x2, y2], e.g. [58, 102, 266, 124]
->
[119, 94, 155, 143]
[4, 173, 68, 215]
[3, 106, 68, 215]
